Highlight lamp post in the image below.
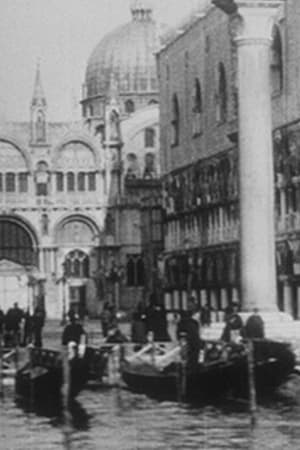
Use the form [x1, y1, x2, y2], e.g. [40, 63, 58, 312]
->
[106, 259, 124, 311]
[61, 262, 67, 325]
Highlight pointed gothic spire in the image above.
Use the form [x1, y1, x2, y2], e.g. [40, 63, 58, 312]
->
[31, 60, 47, 108]
[131, 0, 153, 21]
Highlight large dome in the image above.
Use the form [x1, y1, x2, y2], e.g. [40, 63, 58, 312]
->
[85, 2, 159, 100]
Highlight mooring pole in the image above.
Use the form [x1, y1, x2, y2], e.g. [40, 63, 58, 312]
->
[247, 339, 257, 427]
[62, 344, 72, 449]
[147, 331, 155, 366]
[178, 332, 187, 403]
[62, 345, 70, 408]
[28, 345, 34, 408]
[0, 336, 3, 399]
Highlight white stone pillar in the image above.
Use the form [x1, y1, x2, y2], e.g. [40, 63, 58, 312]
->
[234, 1, 283, 311]
[220, 288, 228, 309]
[39, 248, 45, 274]
[296, 287, 300, 320]
[283, 284, 293, 316]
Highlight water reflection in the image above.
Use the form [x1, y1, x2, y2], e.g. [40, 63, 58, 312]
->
[1, 377, 300, 449]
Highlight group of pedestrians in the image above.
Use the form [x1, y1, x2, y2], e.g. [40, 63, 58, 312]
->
[131, 294, 170, 346]
[221, 304, 265, 343]
[0, 302, 46, 348]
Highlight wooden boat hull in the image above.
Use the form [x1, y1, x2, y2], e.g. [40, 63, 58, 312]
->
[15, 349, 89, 403]
[121, 340, 295, 402]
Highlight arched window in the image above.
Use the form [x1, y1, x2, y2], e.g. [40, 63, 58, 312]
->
[126, 255, 145, 286]
[145, 128, 155, 148]
[88, 172, 96, 191]
[18, 173, 28, 193]
[143, 153, 156, 179]
[271, 26, 283, 94]
[126, 257, 135, 286]
[64, 250, 89, 278]
[217, 63, 227, 123]
[193, 78, 203, 136]
[125, 99, 135, 114]
[88, 105, 94, 117]
[56, 172, 64, 192]
[171, 94, 180, 146]
[78, 172, 85, 191]
[35, 161, 49, 196]
[67, 172, 75, 192]
[6, 173, 15, 192]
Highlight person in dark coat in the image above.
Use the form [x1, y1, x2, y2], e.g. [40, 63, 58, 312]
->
[200, 303, 212, 326]
[100, 302, 112, 338]
[32, 306, 46, 347]
[131, 311, 147, 344]
[176, 310, 201, 366]
[244, 308, 265, 339]
[221, 303, 244, 342]
[106, 323, 128, 343]
[5, 303, 24, 346]
[62, 312, 86, 346]
[145, 295, 170, 342]
[22, 309, 33, 346]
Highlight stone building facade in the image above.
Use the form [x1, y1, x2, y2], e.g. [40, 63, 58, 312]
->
[157, 0, 300, 318]
[0, 1, 160, 318]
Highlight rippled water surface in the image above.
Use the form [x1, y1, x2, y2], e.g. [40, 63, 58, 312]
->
[1, 376, 300, 450]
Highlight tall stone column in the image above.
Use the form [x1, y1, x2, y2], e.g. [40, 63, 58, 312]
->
[215, 0, 284, 311]
[235, 1, 283, 311]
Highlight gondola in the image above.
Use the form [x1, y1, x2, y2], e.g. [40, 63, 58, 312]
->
[15, 346, 90, 403]
[121, 339, 296, 402]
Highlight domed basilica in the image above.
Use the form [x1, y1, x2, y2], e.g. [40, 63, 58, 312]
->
[0, 0, 161, 318]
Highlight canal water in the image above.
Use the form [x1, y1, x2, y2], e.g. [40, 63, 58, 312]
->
[1, 375, 300, 450]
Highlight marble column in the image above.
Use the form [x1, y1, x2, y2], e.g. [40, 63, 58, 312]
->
[218, 1, 283, 311]
[283, 283, 293, 316]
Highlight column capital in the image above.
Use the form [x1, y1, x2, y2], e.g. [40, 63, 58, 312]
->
[214, 0, 285, 43]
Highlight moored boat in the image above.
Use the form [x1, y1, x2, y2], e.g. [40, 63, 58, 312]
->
[121, 339, 296, 402]
[15, 347, 90, 403]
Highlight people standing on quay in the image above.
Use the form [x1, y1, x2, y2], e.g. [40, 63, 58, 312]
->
[32, 306, 46, 347]
[62, 311, 87, 347]
[100, 302, 113, 338]
[131, 301, 147, 345]
[5, 302, 24, 346]
[244, 308, 265, 339]
[22, 309, 33, 346]
[145, 294, 170, 342]
[221, 303, 244, 343]
[176, 304, 201, 367]
[200, 303, 212, 327]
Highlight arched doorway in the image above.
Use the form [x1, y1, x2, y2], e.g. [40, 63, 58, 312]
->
[55, 214, 100, 318]
[0, 217, 38, 311]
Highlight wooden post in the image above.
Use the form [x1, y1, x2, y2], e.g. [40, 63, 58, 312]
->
[62, 345, 71, 408]
[246, 339, 257, 427]
[28, 345, 34, 407]
[0, 336, 3, 398]
[178, 332, 187, 402]
[147, 331, 155, 365]
[14, 343, 19, 372]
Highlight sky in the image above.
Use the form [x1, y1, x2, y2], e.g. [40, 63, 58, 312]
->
[0, 0, 207, 122]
